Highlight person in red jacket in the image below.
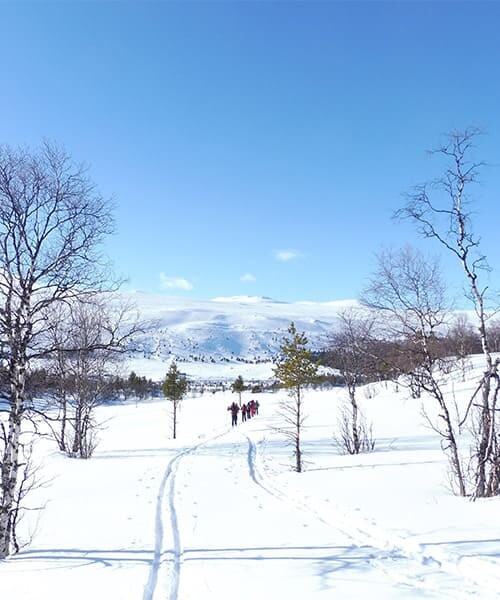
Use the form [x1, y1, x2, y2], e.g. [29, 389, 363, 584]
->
[228, 401, 239, 426]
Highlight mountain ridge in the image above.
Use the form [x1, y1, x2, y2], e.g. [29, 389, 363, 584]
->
[123, 291, 357, 365]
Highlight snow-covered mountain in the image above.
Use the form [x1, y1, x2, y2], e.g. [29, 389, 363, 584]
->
[124, 291, 355, 368]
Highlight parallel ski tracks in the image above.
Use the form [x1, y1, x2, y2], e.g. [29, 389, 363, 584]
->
[142, 428, 229, 600]
[142, 448, 184, 600]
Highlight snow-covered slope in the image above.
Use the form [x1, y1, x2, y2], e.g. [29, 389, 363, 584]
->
[2, 359, 499, 599]
[124, 292, 354, 368]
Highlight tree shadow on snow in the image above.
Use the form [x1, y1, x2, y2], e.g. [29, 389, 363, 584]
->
[8, 547, 154, 569]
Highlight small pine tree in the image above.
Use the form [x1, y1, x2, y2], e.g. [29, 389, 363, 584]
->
[273, 322, 318, 472]
[162, 362, 188, 439]
[232, 375, 245, 406]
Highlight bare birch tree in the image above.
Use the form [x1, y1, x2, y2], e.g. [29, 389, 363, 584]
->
[329, 308, 376, 454]
[364, 246, 467, 496]
[396, 129, 500, 498]
[446, 313, 479, 382]
[45, 296, 138, 457]
[0, 142, 115, 557]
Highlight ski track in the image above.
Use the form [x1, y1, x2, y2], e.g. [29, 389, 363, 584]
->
[244, 433, 486, 600]
[142, 428, 230, 600]
[167, 457, 182, 600]
[142, 449, 182, 600]
[144, 425, 495, 600]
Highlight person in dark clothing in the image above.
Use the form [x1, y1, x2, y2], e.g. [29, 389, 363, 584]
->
[228, 402, 239, 426]
[254, 399, 259, 415]
[241, 403, 247, 422]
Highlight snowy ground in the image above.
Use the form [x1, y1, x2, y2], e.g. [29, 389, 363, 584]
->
[124, 354, 275, 384]
[1, 360, 500, 599]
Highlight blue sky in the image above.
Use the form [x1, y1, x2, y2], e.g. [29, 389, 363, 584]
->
[2, 1, 500, 304]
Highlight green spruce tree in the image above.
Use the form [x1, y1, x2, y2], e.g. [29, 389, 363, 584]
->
[162, 361, 188, 439]
[232, 375, 245, 406]
[273, 322, 318, 472]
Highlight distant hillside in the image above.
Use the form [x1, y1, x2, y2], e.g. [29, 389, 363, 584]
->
[124, 292, 355, 366]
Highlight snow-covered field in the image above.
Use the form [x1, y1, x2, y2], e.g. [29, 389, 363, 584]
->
[124, 354, 276, 384]
[1, 359, 499, 599]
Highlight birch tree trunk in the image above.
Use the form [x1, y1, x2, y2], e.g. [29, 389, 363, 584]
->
[0, 141, 115, 557]
[396, 129, 499, 498]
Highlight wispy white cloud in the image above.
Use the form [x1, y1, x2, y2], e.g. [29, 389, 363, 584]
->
[240, 272, 256, 283]
[274, 249, 302, 262]
[160, 273, 194, 291]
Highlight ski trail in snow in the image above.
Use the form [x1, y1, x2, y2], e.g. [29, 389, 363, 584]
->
[167, 458, 182, 600]
[245, 435, 328, 526]
[143, 428, 230, 600]
[142, 451, 182, 600]
[244, 434, 482, 600]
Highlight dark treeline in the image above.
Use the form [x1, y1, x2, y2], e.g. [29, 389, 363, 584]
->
[0, 368, 161, 407]
[315, 320, 496, 384]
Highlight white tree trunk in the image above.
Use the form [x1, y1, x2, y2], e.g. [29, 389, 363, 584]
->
[0, 362, 25, 558]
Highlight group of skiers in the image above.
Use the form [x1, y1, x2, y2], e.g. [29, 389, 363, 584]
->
[227, 399, 259, 427]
